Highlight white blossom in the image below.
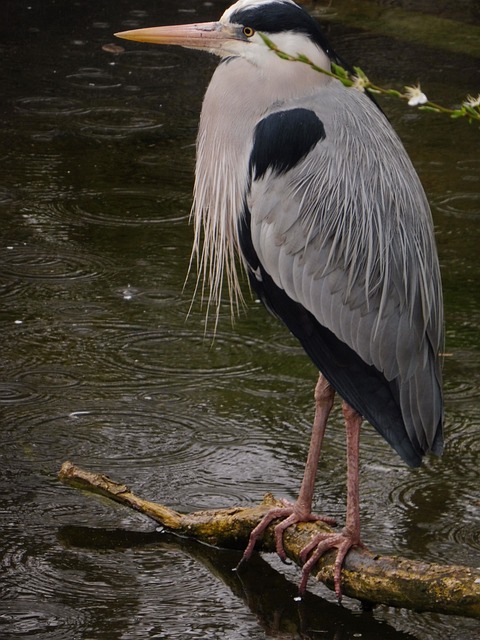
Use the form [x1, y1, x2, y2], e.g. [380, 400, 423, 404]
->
[463, 94, 480, 108]
[405, 84, 428, 106]
[351, 74, 369, 92]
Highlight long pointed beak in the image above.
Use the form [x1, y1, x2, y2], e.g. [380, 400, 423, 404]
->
[115, 22, 241, 54]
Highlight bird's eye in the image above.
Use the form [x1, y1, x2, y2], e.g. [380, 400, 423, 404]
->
[243, 26, 255, 38]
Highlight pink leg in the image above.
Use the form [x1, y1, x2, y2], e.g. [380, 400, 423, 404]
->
[298, 401, 363, 600]
[240, 373, 336, 564]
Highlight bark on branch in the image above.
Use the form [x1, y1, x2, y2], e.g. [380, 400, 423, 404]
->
[58, 461, 480, 619]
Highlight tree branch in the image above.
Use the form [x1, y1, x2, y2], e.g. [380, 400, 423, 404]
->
[59, 461, 480, 619]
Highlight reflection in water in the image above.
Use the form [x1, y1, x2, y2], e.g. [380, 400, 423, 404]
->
[0, 0, 479, 639]
[57, 525, 419, 639]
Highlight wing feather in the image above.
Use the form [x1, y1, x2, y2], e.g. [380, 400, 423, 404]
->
[246, 83, 443, 459]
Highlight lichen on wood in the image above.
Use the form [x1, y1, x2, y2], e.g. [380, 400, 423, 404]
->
[59, 461, 480, 619]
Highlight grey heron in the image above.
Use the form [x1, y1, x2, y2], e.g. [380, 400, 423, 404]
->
[116, 0, 444, 599]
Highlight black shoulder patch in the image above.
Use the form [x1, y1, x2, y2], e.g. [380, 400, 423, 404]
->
[250, 108, 325, 180]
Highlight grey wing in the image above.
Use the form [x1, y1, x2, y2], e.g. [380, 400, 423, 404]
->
[246, 87, 443, 460]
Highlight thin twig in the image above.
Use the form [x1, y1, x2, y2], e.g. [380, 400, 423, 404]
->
[259, 33, 480, 124]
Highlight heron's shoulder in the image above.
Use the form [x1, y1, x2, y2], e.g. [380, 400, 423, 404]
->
[289, 84, 392, 135]
[250, 107, 326, 180]
[253, 84, 403, 165]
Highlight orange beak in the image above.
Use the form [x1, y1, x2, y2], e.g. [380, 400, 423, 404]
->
[115, 21, 241, 54]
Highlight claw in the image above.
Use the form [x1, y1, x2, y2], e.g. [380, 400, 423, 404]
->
[240, 502, 338, 568]
[239, 506, 293, 565]
[299, 530, 360, 600]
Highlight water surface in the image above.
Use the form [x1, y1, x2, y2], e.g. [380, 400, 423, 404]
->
[1, 1, 479, 638]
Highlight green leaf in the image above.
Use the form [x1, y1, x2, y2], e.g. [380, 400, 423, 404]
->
[464, 105, 480, 118]
[353, 66, 369, 81]
[331, 62, 349, 79]
[418, 106, 442, 113]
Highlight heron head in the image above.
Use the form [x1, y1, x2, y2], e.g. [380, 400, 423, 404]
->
[115, 0, 332, 70]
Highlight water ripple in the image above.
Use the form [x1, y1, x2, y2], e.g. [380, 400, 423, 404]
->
[0, 245, 110, 283]
[14, 366, 81, 390]
[0, 381, 46, 406]
[78, 106, 163, 139]
[56, 187, 189, 227]
[30, 408, 202, 469]
[435, 192, 480, 219]
[0, 276, 25, 301]
[387, 442, 480, 564]
[446, 415, 479, 466]
[118, 49, 183, 71]
[429, 504, 480, 555]
[107, 327, 259, 379]
[14, 96, 88, 116]
[456, 158, 480, 182]
[0, 186, 16, 205]
[444, 378, 478, 404]
[389, 472, 441, 518]
[0, 600, 87, 639]
[66, 67, 122, 90]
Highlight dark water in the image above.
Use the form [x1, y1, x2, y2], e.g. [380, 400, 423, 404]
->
[1, 1, 479, 638]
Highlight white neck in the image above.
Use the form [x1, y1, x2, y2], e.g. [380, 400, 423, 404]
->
[190, 45, 332, 324]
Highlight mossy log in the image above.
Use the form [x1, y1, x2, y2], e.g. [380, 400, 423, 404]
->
[59, 461, 480, 619]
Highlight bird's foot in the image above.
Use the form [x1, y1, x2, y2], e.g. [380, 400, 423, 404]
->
[298, 528, 362, 601]
[238, 499, 336, 566]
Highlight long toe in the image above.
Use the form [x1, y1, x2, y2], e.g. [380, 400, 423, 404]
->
[240, 503, 337, 567]
[299, 531, 360, 600]
[239, 506, 293, 565]
[273, 508, 338, 562]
